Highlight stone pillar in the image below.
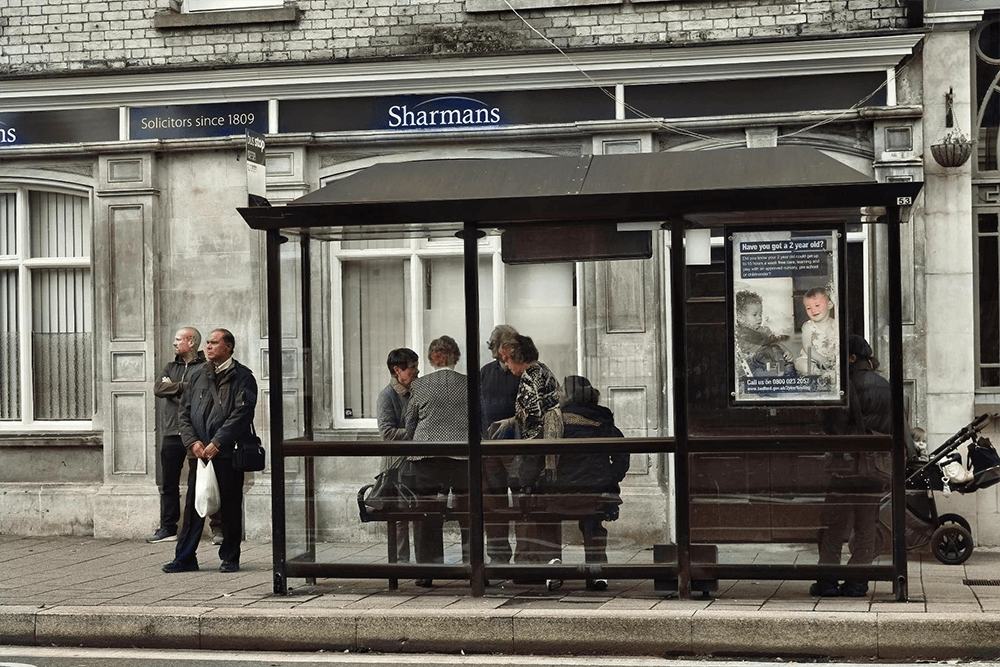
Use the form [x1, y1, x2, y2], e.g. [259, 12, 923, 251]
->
[92, 153, 161, 538]
[922, 25, 977, 440]
[921, 17, 987, 535]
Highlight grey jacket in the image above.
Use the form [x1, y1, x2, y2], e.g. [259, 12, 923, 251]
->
[153, 351, 207, 437]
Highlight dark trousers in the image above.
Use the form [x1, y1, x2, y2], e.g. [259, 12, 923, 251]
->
[174, 456, 245, 565]
[817, 478, 880, 584]
[401, 458, 469, 565]
[158, 436, 221, 535]
[158, 435, 187, 533]
[514, 510, 562, 564]
[579, 514, 608, 565]
[483, 455, 513, 565]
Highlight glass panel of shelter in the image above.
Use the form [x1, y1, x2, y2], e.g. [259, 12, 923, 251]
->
[273, 227, 677, 592]
[274, 219, 898, 595]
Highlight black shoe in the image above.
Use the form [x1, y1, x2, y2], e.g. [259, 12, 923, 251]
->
[147, 528, 177, 544]
[839, 581, 869, 597]
[587, 579, 609, 592]
[219, 560, 240, 573]
[162, 559, 198, 573]
[415, 578, 433, 587]
[212, 528, 224, 546]
[809, 581, 841, 597]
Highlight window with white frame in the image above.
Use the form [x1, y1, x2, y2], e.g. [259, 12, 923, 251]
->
[183, 0, 284, 12]
[0, 187, 93, 425]
[333, 235, 577, 426]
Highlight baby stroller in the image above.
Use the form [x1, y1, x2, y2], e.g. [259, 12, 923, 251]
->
[886, 413, 1000, 564]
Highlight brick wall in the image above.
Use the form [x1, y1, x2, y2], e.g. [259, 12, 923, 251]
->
[0, 0, 911, 76]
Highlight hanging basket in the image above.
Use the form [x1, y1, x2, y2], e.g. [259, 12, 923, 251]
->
[930, 137, 973, 168]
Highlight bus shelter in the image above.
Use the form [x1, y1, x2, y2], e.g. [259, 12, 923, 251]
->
[238, 146, 923, 599]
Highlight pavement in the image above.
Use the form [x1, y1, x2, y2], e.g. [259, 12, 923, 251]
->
[3, 535, 1000, 660]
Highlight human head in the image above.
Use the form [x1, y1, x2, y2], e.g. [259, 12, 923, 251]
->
[500, 334, 538, 365]
[427, 335, 461, 369]
[848, 334, 872, 361]
[173, 327, 201, 357]
[487, 324, 519, 361]
[848, 333, 879, 370]
[563, 375, 600, 406]
[205, 328, 235, 364]
[735, 291, 763, 329]
[803, 287, 833, 323]
[386, 347, 419, 387]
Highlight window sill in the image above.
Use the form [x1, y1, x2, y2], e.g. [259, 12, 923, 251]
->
[466, 0, 619, 12]
[0, 432, 102, 448]
[154, 3, 300, 29]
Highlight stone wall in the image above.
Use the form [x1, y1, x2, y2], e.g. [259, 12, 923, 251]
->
[0, 0, 911, 76]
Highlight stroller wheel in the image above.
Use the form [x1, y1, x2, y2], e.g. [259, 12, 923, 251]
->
[938, 513, 972, 533]
[931, 524, 974, 565]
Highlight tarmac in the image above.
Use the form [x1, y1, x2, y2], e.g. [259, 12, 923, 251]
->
[3, 535, 1000, 660]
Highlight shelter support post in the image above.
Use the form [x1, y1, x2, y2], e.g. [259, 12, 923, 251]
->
[887, 206, 908, 602]
[463, 222, 486, 597]
[670, 220, 692, 598]
[267, 229, 288, 595]
[301, 236, 317, 584]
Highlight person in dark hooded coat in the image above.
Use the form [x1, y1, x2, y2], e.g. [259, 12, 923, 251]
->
[547, 375, 629, 591]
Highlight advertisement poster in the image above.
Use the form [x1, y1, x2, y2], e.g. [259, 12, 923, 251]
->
[730, 229, 843, 404]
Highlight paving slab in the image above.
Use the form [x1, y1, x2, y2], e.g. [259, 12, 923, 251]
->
[357, 607, 515, 654]
[35, 605, 208, 649]
[201, 607, 358, 651]
[691, 609, 878, 658]
[512, 609, 692, 655]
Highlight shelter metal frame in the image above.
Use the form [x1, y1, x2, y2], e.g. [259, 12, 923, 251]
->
[239, 147, 922, 600]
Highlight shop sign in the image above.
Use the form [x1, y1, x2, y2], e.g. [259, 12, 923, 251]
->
[279, 88, 613, 133]
[729, 228, 846, 405]
[0, 109, 119, 147]
[130, 102, 268, 141]
[925, 0, 995, 12]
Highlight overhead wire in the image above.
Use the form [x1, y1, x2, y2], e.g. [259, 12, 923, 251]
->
[499, 0, 920, 146]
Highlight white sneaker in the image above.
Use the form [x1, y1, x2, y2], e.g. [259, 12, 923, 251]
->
[546, 558, 563, 592]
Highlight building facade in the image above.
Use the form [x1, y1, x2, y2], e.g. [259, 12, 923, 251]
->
[0, 0, 995, 551]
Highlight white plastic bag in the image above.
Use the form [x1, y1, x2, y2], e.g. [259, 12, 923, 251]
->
[194, 458, 221, 518]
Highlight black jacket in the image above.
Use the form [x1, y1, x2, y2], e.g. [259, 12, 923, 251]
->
[153, 351, 207, 437]
[179, 359, 258, 458]
[850, 361, 893, 435]
[549, 402, 629, 494]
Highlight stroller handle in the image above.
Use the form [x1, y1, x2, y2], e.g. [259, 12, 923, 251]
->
[924, 413, 996, 464]
[973, 413, 994, 431]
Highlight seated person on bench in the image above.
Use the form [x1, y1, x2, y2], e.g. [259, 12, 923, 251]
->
[402, 335, 470, 587]
[544, 375, 629, 591]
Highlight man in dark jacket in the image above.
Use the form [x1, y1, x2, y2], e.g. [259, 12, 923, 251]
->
[162, 328, 258, 574]
[811, 334, 902, 598]
[148, 327, 218, 544]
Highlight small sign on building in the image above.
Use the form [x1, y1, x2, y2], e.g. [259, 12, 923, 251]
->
[246, 130, 268, 207]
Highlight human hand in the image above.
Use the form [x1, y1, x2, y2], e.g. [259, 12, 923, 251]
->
[191, 441, 206, 458]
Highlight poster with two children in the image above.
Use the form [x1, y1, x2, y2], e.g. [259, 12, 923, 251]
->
[730, 228, 845, 404]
